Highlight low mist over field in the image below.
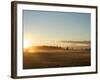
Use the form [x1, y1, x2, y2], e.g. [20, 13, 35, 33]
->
[23, 40, 91, 69]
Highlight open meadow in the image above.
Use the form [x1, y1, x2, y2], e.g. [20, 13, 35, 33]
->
[23, 49, 90, 69]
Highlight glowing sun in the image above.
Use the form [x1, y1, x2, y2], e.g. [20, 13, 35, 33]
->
[24, 39, 33, 48]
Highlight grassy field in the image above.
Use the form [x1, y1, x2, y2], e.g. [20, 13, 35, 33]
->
[23, 50, 90, 69]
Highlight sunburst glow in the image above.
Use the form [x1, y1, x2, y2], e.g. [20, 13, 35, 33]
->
[24, 39, 33, 48]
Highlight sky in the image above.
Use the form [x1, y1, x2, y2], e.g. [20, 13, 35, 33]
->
[23, 10, 91, 45]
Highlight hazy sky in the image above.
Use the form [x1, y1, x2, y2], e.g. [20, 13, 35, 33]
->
[23, 10, 91, 41]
